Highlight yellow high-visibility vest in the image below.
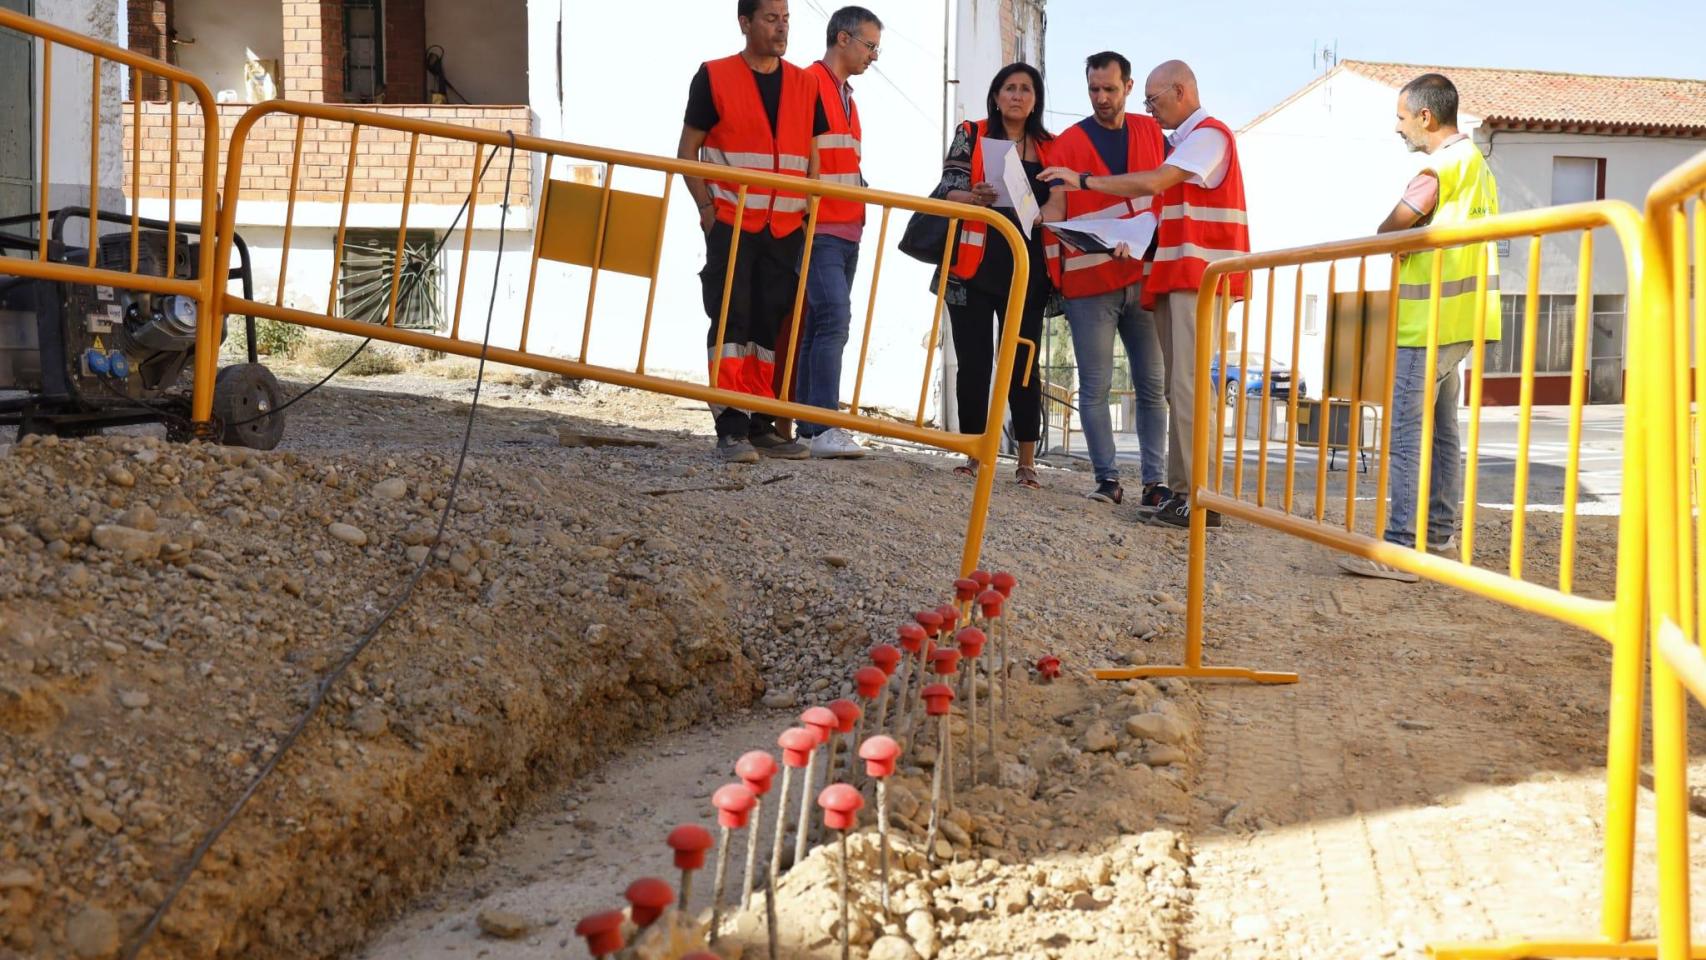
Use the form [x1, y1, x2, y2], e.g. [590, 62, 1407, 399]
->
[1395, 136, 1502, 348]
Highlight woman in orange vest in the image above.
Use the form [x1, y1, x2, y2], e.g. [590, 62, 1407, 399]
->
[934, 62, 1065, 488]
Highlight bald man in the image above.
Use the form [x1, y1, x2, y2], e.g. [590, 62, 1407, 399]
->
[1040, 60, 1251, 530]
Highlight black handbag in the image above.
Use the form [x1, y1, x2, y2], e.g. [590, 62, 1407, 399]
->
[898, 196, 953, 265]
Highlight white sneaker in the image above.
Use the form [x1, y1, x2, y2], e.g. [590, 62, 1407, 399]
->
[809, 427, 866, 459]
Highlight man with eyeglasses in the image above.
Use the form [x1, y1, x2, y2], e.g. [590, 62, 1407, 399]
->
[677, 0, 830, 464]
[791, 5, 883, 459]
[1040, 59, 1251, 530]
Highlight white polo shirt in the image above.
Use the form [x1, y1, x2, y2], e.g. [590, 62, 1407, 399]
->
[1164, 107, 1230, 190]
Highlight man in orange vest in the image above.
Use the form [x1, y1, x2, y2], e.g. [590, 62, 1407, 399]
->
[1039, 59, 1250, 529]
[677, 0, 830, 463]
[1043, 51, 1170, 509]
[793, 5, 882, 459]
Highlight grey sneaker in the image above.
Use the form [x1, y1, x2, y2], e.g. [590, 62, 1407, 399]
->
[750, 429, 809, 460]
[1336, 555, 1420, 582]
[717, 435, 759, 464]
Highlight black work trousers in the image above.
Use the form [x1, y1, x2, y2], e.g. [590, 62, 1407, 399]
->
[947, 281, 1045, 444]
[699, 219, 805, 440]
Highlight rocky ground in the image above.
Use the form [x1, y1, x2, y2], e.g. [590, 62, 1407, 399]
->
[3, 356, 1704, 960]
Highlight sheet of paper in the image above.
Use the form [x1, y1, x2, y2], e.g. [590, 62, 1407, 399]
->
[979, 137, 1016, 199]
[1042, 210, 1156, 256]
[1003, 148, 1038, 241]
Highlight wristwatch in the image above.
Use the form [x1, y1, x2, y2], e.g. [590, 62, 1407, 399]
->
[1078, 172, 1091, 191]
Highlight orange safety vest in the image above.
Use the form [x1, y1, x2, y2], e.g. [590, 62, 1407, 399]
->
[700, 55, 815, 237]
[949, 120, 1051, 283]
[1145, 115, 1250, 303]
[1041, 115, 1167, 298]
[808, 61, 864, 226]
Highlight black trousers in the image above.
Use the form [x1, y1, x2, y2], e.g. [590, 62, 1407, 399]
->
[699, 219, 805, 440]
[948, 281, 1045, 444]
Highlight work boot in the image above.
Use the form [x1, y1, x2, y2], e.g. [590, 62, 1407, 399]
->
[716, 435, 759, 464]
[750, 428, 809, 460]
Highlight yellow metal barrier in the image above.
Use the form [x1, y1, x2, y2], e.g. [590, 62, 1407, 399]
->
[0, 8, 221, 336]
[200, 100, 1032, 576]
[1642, 147, 1706, 960]
[1096, 201, 1661, 958]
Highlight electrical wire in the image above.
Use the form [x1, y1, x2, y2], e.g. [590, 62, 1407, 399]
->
[118, 131, 521, 960]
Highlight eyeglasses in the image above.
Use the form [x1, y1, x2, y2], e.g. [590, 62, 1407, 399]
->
[1142, 92, 1165, 109]
[850, 35, 880, 56]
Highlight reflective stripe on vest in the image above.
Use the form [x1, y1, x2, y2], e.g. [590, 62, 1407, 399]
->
[1043, 115, 1167, 298]
[809, 61, 866, 226]
[702, 55, 815, 237]
[1146, 115, 1250, 302]
[1395, 137, 1503, 348]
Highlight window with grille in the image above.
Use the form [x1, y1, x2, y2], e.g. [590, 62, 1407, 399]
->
[1484, 293, 1625, 377]
[343, 0, 384, 103]
[338, 229, 443, 330]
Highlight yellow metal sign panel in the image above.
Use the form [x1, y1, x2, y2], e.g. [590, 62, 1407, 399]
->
[536, 178, 664, 279]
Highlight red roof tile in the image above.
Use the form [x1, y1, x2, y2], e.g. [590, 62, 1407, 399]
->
[1342, 60, 1706, 135]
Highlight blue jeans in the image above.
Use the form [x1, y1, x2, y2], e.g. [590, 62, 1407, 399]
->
[795, 235, 860, 437]
[1384, 341, 1473, 547]
[1063, 284, 1166, 485]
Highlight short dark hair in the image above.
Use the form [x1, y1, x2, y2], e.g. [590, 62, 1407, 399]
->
[1401, 73, 1459, 127]
[826, 5, 882, 48]
[1085, 51, 1131, 82]
[737, 0, 770, 19]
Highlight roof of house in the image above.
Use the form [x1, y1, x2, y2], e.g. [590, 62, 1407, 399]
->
[1242, 60, 1706, 137]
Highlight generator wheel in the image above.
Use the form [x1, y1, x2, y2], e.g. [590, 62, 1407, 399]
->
[214, 363, 286, 450]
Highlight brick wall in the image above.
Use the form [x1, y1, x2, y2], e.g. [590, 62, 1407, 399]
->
[121, 104, 534, 208]
[318, 0, 345, 101]
[382, 0, 425, 103]
[125, 0, 174, 101]
[998, 0, 1046, 67]
[281, 0, 325, 101]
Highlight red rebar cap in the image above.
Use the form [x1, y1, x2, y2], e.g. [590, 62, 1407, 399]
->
[818, 782, 865, 831]
[992, 570, 1017, 597]
[778, 727, 816, 768]
[897, 624, 927, 653]
[914, 610, 944, 636]
[575, 910, 627, 956]
[956, 626, 987, 658]
[1038, 654, 1061, 679]
[977, 588, 1005, 617]
[921, 683, 956, 716]
[870, 643, 902, 674]
[735, 750, 778, 796]
[855, 666, 887, 700]
[624, 877, 675, 927]
[936, 603, 960, 628]
[858, 735, 901, 778]
[971, 569, 993, 588]
[667, 824, 714, 870]
[930, 647, 961, 676]
[954, 577, 979, 601]
[801, 706, 838, 745]
[713, 782, 757, 829]
[828, 698, 862, 733]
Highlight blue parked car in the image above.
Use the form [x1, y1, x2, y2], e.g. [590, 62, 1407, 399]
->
[1208, 355, 1307, 406]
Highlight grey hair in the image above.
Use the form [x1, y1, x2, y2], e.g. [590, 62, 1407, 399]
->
[826, 5, 882, 48]
[1400, 73, 1459, 126]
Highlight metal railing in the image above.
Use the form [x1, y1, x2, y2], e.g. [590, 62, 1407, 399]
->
[1640, 146, 1706, 960]
[1095, 200, 1658, 958]
[200, 100, 1031, 575]
[0, 7, 221, 334]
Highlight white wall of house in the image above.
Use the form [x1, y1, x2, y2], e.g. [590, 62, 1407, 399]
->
[29, 0, 126, 248]
[173, 0, 283, 101]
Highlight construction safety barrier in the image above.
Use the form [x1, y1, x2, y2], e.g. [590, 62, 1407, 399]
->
[199, 100, 1031, 576]
[1093, 199, 1663, 959]
[1644, 147, 1706, 960]
[0, 7, 222, 343]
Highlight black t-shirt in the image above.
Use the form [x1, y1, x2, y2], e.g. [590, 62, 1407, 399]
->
[684, 62, 830, 137]
[1078, 117, 1129, 175]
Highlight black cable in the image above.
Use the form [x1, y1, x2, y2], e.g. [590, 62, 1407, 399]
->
[220, 145, 502, 430]
[119, 131, 520, 960]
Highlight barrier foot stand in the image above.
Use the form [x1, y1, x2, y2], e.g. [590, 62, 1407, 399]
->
[1092, 664, 1299, 685]
[1428, 937, 1706, 959]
